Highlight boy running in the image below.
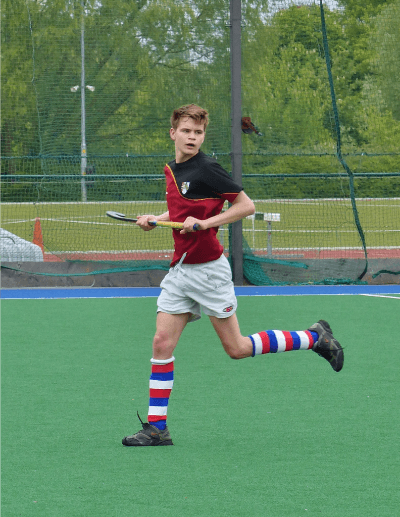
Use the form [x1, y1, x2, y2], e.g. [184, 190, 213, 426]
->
[122, 104, 343, 446]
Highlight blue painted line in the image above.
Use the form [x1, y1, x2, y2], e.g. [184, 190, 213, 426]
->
[0, 287, 161, 299]
[1, 284, 399, 300]
[234, 285, 400, 296]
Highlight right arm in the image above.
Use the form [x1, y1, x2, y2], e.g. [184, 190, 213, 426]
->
[180, 191, 255, 233]
[136, 211, 170, 231]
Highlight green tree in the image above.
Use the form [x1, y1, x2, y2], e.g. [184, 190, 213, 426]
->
[338, 0, 400, 165]
[1, 0, 233, 162]
[242, 4, 345, 157]
[373, 0, 400, 121]
[337, 0, 395, 18]
[1, 0, 40, 160]
[2, 0, 398, 183]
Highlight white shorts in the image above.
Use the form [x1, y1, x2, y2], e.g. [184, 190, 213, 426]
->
[157, 254, 237, 322]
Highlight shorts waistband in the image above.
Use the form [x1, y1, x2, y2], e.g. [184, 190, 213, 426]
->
[174, 253, 225, 269]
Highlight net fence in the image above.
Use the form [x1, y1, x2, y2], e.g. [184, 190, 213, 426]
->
[2, 0, 400, 285]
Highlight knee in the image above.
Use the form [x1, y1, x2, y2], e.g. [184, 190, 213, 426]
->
[153, 330, 172, 355]
[220, 338, 246, 360]
[228, 351, 241, 360]
[226, 348, 245, 360]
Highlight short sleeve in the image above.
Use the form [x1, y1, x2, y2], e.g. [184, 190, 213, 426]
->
[200, 161, 243, 202]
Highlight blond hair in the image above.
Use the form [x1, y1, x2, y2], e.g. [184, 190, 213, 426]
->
[170, 104, 209, 131]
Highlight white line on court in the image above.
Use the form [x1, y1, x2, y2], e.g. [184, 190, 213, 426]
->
[360, 294, 400, 299]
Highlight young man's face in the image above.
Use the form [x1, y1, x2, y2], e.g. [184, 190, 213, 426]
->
[170, 117, 206, 163]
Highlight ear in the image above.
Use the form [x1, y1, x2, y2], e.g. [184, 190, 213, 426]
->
[169, 127, 176, 141]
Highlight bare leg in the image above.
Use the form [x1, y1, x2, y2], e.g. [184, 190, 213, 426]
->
[209, 313, 253, 359]
[152, 311, 191, 360]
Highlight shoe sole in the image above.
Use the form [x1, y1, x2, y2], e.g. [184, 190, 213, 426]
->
[122, 440, 174, 446]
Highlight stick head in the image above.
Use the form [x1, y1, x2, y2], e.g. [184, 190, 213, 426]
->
[106, 211, 137, 222]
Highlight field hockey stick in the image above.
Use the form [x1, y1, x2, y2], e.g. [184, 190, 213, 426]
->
[106, 211, 199, 230]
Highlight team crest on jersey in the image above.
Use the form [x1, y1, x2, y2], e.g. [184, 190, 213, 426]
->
[181, 182, 190, 194]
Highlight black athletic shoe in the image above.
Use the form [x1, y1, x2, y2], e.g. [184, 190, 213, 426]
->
[122, 413, 173, 446]
[309, 320, 344, 372]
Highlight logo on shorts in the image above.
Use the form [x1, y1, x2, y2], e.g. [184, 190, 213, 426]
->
[223, 305, 234, 313]
[181, 182, 190, 194]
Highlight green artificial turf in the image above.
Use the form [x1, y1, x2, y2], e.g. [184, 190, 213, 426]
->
[1, 295, 398, 516]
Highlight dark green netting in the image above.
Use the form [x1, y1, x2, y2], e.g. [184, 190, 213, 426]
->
[2, 0, 399, 284]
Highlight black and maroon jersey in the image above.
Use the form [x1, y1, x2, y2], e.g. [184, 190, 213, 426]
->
[164, 151, 242, 266]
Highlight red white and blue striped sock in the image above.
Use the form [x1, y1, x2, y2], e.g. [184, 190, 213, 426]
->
[249, 330, 319, 356]
[148, 356, 174, 430]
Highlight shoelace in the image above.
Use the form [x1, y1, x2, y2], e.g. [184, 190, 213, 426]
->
[137, 411, 146, 427]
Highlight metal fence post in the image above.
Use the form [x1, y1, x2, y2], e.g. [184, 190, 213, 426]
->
[230, 0, 243, 285]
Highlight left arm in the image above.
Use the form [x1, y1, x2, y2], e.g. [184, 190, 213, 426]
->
[180, 191, 255, 233]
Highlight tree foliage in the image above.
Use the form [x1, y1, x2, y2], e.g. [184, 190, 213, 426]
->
[372, 0, 400, 121]
[1, 0, 399, 185]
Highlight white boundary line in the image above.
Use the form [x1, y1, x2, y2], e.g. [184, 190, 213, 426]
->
[2, 197, 400, 206]
[360, 294, 400, 299]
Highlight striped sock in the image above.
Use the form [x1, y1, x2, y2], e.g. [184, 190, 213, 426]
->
[148, 357, 174, 430]
[249, 330, 319, 356]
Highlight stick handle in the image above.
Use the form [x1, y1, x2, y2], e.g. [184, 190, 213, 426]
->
[106, 212, 199, 230]
[150, 221, 199, 231]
